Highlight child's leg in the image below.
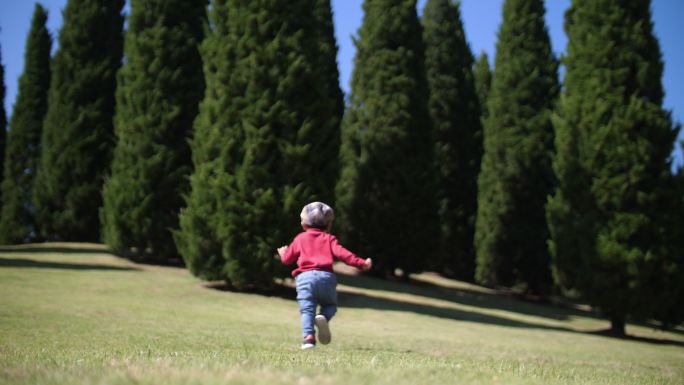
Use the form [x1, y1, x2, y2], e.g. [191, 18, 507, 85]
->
[312, 272, 337, 345]
[319, 304, 337, 321]
[295, 272, 316, 338]
[315, 272, 338, 321]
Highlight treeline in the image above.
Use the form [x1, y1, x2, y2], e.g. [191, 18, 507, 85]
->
[0, 0, 682, 334]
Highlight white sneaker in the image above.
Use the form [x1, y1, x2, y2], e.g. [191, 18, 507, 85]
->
[315, 315, 331, 345]
[301, 335, 316, 350]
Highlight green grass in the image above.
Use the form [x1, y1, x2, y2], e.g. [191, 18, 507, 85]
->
[1, 243, 683, 385]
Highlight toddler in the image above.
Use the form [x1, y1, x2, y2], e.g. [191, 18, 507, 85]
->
[277, 202, 372, 349]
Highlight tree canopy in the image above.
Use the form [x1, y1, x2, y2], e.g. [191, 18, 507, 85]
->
[422, 0, 482, 280]
[547, 0, 681, 334]
[33, 0, 124, 242]
[101, 0, 206, 261]
[336, 0, 439, 277]
[475, 0, 559, 295]
[176, 0, 344, 288]
[0, 4, 52, 244]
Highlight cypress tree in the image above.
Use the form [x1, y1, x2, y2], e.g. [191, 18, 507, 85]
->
[0, 5, 52, 244]
[653, 165, 684, 328]
[474, 51, 492, 123]
[547, 0, 681, 335]
[33, 0, 124, 242]
[0, 47, 6, 210]
[309, 0, 345, 203]
[176, 0, 342, 288]
[474, 0, 559, 295]
[422, 0, 482, 280]
[650, 165, 684, 330]
[100, 0, 206, 261]
[336, 0, 439, 277]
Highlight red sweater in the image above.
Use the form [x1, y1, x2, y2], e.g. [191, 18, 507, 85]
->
[280, 228, 366, 277]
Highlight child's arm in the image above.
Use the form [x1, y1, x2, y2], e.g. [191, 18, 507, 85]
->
[331, 236, 371, 271]
[277, 246, 287, 258]
[277, 241, 299, 265]
[362, 258, 372, 271]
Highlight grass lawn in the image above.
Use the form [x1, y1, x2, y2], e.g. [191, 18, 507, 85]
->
[1, 243, 683, 385]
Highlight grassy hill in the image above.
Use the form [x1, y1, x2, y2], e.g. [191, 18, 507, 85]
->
[1, 243, 682, 385]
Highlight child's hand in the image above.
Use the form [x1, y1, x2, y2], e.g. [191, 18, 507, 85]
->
[277, 246, 288, 258]
[362, 258, 372, 271]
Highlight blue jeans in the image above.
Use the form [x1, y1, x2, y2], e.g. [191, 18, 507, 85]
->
[295, 270, 338, 338]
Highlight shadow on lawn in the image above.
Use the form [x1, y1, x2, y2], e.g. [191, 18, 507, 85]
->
[0, 246, 140, 271]
[337, 272, 582, 322]
[207, 278, 575, 333]
[0, 257, 140, 271]
[337, 287, 576, 332]
[0, 244, 140, 271]
[206, 273, 684, 347]
[587, 329, 684, 347]
[0, 244, 185, 268]
[0, 245, 112, 255]
[206, 281, 297, 300]
[333, 272, 684, 348]
[338, 287, 684, 347]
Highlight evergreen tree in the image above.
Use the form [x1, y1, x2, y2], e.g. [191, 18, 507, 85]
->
[336, 0, 439, 277]
[547, 0, 681, 334]
[309, 0, 345, 203]
[475, 0, 559, 295]
[33, 0, 124, 242]
[176, 0, 343, 288]
[0, 5, 52, 244]
[650, 164, 684, 329]
[422, 0, 482, 280]
[474, 51, 492, 123]
[0, 46, 6, 209]
[100, 0, 206, 261]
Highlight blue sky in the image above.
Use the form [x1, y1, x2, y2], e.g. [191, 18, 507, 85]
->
[2, 0, 683, 166]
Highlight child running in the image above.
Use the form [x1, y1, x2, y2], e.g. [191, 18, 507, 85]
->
[277, 202, 372, 350]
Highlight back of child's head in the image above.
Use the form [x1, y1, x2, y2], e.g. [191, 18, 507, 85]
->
[300, 202, 335, 230]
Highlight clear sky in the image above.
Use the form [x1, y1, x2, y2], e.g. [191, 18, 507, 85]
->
[1, 0, 683, 166]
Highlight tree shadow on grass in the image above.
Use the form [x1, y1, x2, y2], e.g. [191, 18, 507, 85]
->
[339, 289, 684, 348]
[0, 245, 112, 255]
[408, 274, 684, 340]
[336, 272, 583, 322]
[0, 244, 186, 268]
[0, 257, 140, 271]
[335, 272, 684, 348]
[337, 288, 578, 333]
[201, 270, 684, 348]
[644, 323, 684, 337]
[0, 244, 141, 271]
[586, 329, 684, 347]
[207, 275, 587, 333]
[205, 281, 297, 301]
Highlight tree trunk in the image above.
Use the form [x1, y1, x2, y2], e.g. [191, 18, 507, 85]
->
[609, 314, 626, 336]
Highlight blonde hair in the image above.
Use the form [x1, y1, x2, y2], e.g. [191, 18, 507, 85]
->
[300, 202, 335, 229]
